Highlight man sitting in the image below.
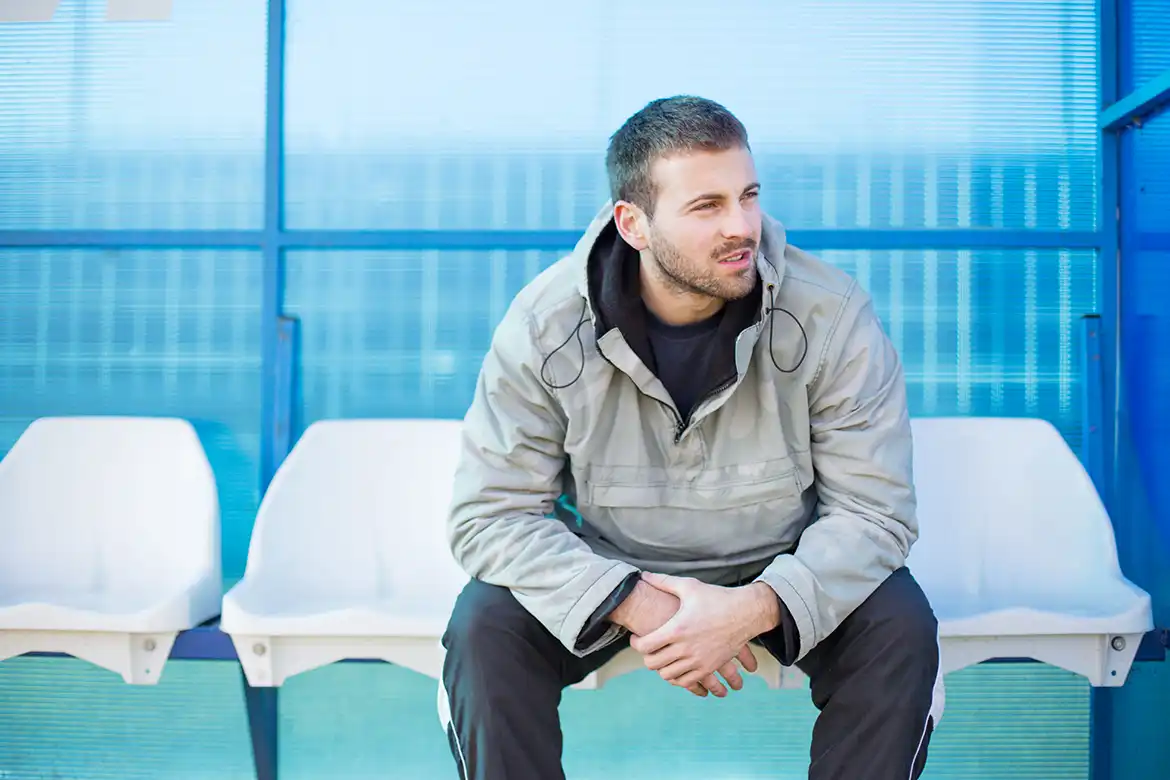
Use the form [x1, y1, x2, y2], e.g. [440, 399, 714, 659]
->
[440, 95, 943, 780]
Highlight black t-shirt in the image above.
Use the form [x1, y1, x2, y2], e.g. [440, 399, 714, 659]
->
[644, 304, 725, 422]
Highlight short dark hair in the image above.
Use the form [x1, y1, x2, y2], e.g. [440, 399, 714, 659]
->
[605, 95, 750, 217]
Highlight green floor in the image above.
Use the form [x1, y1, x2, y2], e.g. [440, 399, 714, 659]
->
[0, 655, 1096, 779]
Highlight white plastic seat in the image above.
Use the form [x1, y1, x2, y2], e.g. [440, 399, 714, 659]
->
[0, 416, 222, 684]
[221, 419, 470, 687]
[906, 416, 1152, 686]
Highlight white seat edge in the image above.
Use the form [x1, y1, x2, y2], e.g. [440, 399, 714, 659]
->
[0, 629, 180, 684]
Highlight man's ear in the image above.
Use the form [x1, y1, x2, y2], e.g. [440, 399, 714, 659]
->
[613, 201, 650, 251]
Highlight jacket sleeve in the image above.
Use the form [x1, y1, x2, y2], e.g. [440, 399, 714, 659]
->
[754, 283, 918, 663]
[447, 302, 639, 656]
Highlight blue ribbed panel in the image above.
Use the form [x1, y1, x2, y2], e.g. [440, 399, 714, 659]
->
[0, 0, 267, 229]
[1110, 92, 1170, 780]
[0, 658, 1091, 780]
[283, 0, 1098, 233]
[0, 248, 262, 578]
[1124, 110, 1170, 560]
[1130, 0, 1170, 89]
[1130, 105, 1170, 235]
[0, 658, 255, 779]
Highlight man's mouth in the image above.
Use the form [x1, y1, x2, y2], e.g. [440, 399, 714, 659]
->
[718, 249, 753, 265]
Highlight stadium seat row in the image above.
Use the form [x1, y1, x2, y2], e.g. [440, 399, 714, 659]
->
[0, 415, 1154, 692]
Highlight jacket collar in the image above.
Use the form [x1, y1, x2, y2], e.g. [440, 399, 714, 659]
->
[566, 203, 788, 414]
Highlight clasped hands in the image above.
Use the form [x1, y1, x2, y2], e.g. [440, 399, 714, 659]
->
[609, 572, 782, 698]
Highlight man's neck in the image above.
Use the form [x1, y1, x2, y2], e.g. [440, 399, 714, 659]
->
[639, 261, 724, 326]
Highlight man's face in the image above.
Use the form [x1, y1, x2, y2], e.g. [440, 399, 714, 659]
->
[643, 146, 762, 301]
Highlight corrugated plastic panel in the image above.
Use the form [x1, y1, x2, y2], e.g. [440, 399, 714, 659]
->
[283, 0, 1098, 233]
[0, 658, 1091, 780]
[1130, 0, 1170, 90]
[0, 0, 267, 229]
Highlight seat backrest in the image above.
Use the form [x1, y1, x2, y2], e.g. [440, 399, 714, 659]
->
[905, 417, 1122, 603]
[0, 416, 220, 595]
[245, 419, 468, 603]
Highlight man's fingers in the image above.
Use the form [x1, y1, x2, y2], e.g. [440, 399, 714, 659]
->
[642, 644, 684, 672]
[718, 660, 744, 691]
[737, 644, 759, 673]
[687, 683, 708, 697]
[700, 673, 727, 697]
[657, 658, 695, 683]
[629, 622, 678, 655]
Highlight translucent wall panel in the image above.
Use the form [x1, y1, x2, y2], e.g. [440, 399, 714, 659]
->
[0, 249, 261, 578]
[284, 0, 1098, 232]
[0, 657, 1089, 780]
[0, 657, 256, 780]
[827, 248, 1097, 452]
[1125, 112, 1170, 550]
[284, 247, 1096, 447]
[283, 249, 563, 421]
[1130, 0, 1170, 89]
[0, 0, 267, 229]
[1130, 118, 1170, 236]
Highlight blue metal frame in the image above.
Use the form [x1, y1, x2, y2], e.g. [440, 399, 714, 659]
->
[260, 0, 287, 495]
[1083, 314, 1114, 780]
[245, 3, 287, 779]
[1099, 67, 1170, 131]
[0, 228, 1107, 251]
[1091, 1, 1123, 776]
[0, 230, 264, 247]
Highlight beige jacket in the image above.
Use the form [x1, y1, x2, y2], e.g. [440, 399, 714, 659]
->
[447, 203, 917, 662]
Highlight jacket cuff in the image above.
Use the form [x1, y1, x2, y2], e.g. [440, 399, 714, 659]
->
[559, 561, 640, 656]
[755, 559, 817, 663]
[574, 570, 641, 652]
[754, 590, 802, 665]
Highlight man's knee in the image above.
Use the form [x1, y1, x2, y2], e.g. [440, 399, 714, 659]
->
[442, 579, 535, 654]
[860, 567, 939, 661]
[845, 567, 943, 722]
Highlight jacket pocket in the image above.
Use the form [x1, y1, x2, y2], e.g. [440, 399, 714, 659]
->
[584, 458, 802, 512]
[578, 459, 807, 564]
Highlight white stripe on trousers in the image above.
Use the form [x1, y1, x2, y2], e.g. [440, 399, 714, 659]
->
[437, 677, 470, 776]
[909, 629, 946, 779]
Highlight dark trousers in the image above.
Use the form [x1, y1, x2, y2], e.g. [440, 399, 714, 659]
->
[440, 567, 943, 780]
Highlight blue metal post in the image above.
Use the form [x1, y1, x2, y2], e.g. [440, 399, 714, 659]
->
[242, 672, 280, 780]
[272, 316, 300, 465]
[1084, 313, 1113, 780]
[1089, 0, 1122, 775]
[244, 2, 287, 780]
[1082, 316, 1106, 492]
[260, 0, 288, 494]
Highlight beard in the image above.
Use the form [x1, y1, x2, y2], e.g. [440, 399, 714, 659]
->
[645, 226, 758, 302]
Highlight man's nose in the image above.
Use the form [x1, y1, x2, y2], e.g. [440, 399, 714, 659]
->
[721, 204, 754, 240]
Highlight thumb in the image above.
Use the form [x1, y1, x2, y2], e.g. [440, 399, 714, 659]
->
[640, 571, 686, 595]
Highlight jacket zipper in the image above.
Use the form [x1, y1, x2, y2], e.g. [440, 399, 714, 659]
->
[594, 347, 686, 443]
[675, 374, 737, 442]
